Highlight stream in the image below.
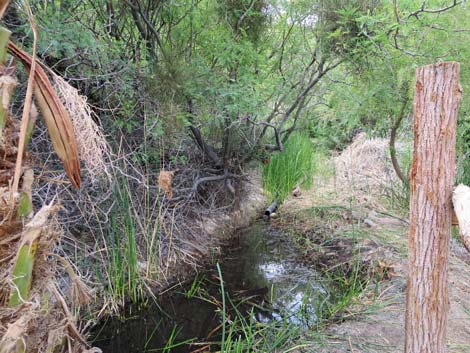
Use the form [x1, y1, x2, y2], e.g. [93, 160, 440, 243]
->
[92, 222, 325, 352]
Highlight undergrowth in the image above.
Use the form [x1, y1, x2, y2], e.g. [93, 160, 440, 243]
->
[97, 166, 162, 307]
[263, 132, 316, 202]
[457, 151, 470, 186]
[102, 177, 143, 303]
[215, 263, 304, 353]
[314, 264, 368, 326]
[386, 144, 412, 211]
[279, 204, 380, 330]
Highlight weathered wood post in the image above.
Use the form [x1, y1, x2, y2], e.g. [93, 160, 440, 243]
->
[405, 62, 462, 353]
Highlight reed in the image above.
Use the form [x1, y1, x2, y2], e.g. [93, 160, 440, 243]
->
[263, 132, 315, 202]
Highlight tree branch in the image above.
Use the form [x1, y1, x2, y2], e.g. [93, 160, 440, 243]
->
[390, 82, 410, 184]
[407, 0, 463, 19]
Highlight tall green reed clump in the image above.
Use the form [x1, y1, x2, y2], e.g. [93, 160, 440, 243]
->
[98, 170, 162, 306]
[104, 177, 141, 303]
[263, 132, 315, 202]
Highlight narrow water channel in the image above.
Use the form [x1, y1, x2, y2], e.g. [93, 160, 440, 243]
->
[92, 222, 324, 352]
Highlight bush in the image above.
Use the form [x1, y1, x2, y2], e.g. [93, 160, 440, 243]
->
[263, 132, 315, 202]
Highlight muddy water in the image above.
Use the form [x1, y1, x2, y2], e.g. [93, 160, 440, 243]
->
[92, 222, 324, 352]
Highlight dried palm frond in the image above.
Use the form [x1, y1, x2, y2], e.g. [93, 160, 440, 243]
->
[0, 1, 10, 20]
[48, 281, 89, 347]
[8, 42, 81, 188]
[44, 327, 66, 353]
[0, 315, 28, 353]
[0, 74, 16, 131]
[52, 74, 110, 181]
[16, 169, 33, 220]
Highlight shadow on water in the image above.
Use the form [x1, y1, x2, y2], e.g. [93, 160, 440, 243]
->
[92, 222, 325, 352]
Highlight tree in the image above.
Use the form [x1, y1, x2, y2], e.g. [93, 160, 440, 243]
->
[405, 62, 461, 353]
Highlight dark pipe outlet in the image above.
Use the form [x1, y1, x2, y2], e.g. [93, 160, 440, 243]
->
[265, 199, 280, 217]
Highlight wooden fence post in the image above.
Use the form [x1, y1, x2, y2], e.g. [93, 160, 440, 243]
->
[405, 62, 462, 353]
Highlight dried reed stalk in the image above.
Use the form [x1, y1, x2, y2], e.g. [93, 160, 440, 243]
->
[10, 4, 37, 207]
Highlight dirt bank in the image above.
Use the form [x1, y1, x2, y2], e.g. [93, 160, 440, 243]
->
[161, 168, 266, 286]
[276, 135, 470, 353]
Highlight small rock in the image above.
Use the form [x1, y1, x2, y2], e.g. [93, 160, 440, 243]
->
[270, 212, 278, 219]
[292, 186, 301, 197]
[351, 211, 364, 220]
[364, 218, 376, 227]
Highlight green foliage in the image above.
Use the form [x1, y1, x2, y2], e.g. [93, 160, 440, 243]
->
[217, 0, 268, 41]
[9, 243, 36, 307]
[263, 133, 315, 202]
[218, 311, 300, 353]
[24, 0, 470, 169]
[183, 274, 204, 299]
[318, 0, 382, 62]
[22, 0, 470, 326]
[314, 265, 367, 325]
[457, 156, 470, 186]
[457, 113, 470, 185]
[17, 192, 32, 219]
[97, 158, 163, 305]
[308, 0, 470, 160]
[105, 178, 143, 303]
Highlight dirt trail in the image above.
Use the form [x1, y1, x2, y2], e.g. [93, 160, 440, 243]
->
[280, 136, 470, 353]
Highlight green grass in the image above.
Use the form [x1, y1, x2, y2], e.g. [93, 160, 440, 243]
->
[182, 274, 204, 299]
[105, 177, 143, 303]
[315, 219, 369, 326]
[457, 152, 470, 185]
[286, 203, 373, 328]
[216, 262, 303, 353]
[263, 132, 316, 202]
[99, 169, 162, 306]
[314, 265, 368, 326]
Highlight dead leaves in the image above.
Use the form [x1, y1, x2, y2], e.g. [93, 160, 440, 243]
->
[158, 170, 174, 199]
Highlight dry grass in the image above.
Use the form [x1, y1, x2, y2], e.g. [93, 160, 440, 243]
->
[282, 133, 406, 214]
[333, 133, 405, 210]
[0, 216, 93, 353]
[0, 12, 102, 351]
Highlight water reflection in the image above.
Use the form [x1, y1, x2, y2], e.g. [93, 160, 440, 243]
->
[222, 222, 324, 327]
[93, 222, 324, 352]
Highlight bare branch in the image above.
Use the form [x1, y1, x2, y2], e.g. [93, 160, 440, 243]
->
[246, 116, 283, 152]
[407, 0, 463, 19]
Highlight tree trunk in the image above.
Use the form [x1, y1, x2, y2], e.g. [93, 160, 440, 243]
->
[405, 62, 462, 353]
